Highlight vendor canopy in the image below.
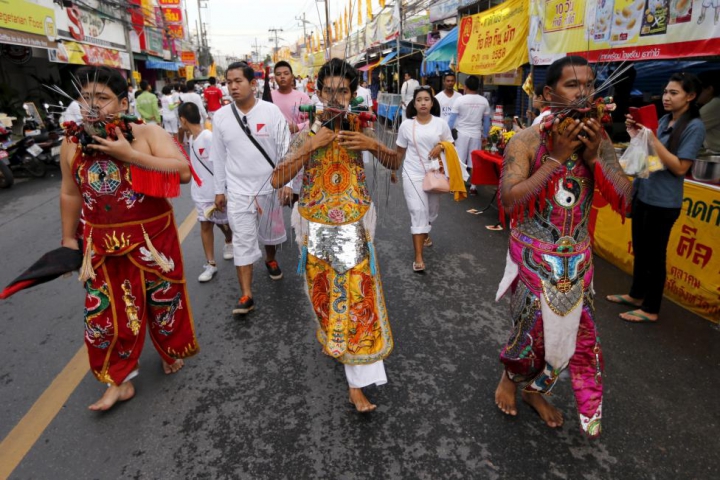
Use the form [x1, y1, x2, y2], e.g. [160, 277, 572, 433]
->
[458, 0, 529, 75]
[529, 0, 720, 65]
[421, 26, 458, 76]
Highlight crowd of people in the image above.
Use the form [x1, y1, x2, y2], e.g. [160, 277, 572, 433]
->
[41, 54, 706, 436]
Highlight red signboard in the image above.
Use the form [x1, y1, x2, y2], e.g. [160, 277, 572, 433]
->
[162, 7, 182, 24]
[180, 50, 196, 65]
[167, 24, 184, 39]
[158, 0, 181, 5]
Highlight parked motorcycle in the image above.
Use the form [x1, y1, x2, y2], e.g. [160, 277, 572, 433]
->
[22, 111, 62, 166]
[0, 139, 14, 188]
[0, 123, 47, 187]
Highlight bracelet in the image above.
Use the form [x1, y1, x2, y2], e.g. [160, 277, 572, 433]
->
[546, 156, 563, 166]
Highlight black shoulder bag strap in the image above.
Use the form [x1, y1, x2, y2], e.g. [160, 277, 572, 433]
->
[230, 103, 275, 168]
[190, 142, 213, 176]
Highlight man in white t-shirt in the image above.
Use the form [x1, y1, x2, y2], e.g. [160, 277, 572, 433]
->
[448, 75, 491, 195]
[435, 73, 462, 127]
[212, 62, 292, 315]
[178, 101, 234, 283]
[180, 82, 208, 124]
[400, 72, 420, 120]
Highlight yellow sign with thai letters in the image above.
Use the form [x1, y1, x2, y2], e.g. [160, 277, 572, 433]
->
[592, 180, 720, 323]
[457, 0, 529, 75]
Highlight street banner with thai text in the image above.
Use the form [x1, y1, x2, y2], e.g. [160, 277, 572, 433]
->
[458, 0, 529, 75]
[530, 0, 720, 65]
[49, 41, 131, 70]
[591, 180, 720, 323]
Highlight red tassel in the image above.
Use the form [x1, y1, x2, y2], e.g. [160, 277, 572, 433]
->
[172, 136, 203, 187]
[593, 162, 628, 222]
[130, 165, 181, 198]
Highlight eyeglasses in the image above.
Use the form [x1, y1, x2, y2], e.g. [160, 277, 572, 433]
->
[414, 85, 432, 92]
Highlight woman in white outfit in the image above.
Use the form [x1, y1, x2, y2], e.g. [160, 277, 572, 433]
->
[160, 85, 179, 135]
[395, 86, 454, 273]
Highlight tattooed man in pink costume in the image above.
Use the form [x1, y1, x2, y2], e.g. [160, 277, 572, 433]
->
[493, 56, 632, 437]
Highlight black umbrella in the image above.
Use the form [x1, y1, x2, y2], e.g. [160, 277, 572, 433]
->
[0, 247, 83, 300]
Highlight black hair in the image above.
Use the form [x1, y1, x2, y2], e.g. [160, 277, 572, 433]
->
[546, 56, 589, 89]
[178, 102, 202, 125]
[465, 75, 480, 91]
[161, 85, 172, 95]
[75, 66, 128, 100]
[405, 86, 440, 118]
[227, 61, 255, 83]
[209, 77, 217, 85]
[666, 72, 702, 155]
[139, 80, 149, 91]
[317, 58, 358, 95]
[443, 73, 456, 81]
[187, 80, 195, 89]
[534, 83, 545, 97]
[698, 71, 720, 98]
[179, 84, 188, 93]
[274, 60, 293, 76]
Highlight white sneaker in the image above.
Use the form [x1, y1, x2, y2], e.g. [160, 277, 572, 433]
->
[198, 264, 218, 282]
[222, 243, 234, 260]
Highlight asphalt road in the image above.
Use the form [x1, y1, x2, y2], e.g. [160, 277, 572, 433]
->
[0, 170, 718, 480]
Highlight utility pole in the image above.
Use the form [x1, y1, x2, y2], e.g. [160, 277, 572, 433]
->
[268, 27, 283, 62]
[324, 0, 330, 59]
[295, 13, 311, 50]
[396, 0, 402, 93]
[252, 38, 265, 64]
[196, 0, 208, 68]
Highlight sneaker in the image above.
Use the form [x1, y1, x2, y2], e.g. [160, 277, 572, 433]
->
[265, 260, 283, 280]
[232, 295, 255, 315]
[198, 264, 217, 282]
[222, 243, 234, 260]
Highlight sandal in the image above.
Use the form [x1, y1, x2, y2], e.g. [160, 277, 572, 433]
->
[423, 237, 433, 247]
[606, 294, 642, 307]
[620, 310, 658, 323]
[412, 262, 425, 273]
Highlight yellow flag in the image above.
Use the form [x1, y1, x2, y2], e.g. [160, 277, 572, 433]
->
[367, 0, 373, 21]
[380, 0, 385, 7]
[344, 7, 349, 35]
[358, 0, 362, 25]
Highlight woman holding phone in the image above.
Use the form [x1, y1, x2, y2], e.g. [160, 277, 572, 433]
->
[607, 73, 706, 322]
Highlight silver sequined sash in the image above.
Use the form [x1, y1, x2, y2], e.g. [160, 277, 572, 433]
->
[307, 220, 368, 274]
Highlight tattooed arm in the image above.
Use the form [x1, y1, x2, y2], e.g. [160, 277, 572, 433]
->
[271, 128, 334, 189]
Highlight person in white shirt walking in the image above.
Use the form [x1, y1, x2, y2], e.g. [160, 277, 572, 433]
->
[178, 102, 234, 282]
[212, 62, 292, 315]
[435, 73, 462, 127]
[447, 75, 491, 195]
[400, 72, 420, 120]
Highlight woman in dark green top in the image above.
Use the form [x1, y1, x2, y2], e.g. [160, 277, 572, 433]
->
[607, 73, 706, 322]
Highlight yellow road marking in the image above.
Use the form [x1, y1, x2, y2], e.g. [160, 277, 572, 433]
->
[0, 209, 197, 480]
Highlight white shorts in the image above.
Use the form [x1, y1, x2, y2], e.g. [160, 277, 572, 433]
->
[345, 361, 387, 388]
[455, 133, 482, 169]
[163, 116, 178, 134]
[195, 201, 228, 224]
[227, 192, 287, 266]
[402, 176, 440, 235]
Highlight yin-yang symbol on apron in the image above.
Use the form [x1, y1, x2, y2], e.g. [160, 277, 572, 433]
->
[554, 177, 581, 208]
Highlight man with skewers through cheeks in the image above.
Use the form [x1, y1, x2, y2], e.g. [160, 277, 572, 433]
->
[493, 57, 633, 437]
[59, 66, 199, 411]
[272, 59, 401, 412]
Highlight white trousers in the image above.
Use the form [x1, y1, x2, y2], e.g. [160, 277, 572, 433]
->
[345, 361, 387, 388]
[403, 176, 440, 234]
[455, 133, 481, 171]
[227, 192, 287, 266]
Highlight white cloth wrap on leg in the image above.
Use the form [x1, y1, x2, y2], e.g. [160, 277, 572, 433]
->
[540, 293, 583, 372]
[345, 360, 387, 388]
[495, 250, 519, 301]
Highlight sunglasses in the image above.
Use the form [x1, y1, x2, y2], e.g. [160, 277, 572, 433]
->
[414, 85, 432, 92]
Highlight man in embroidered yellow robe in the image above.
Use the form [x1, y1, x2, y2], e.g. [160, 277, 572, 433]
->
[272, 59, 400, 412]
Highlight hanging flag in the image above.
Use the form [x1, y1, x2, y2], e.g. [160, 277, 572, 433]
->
[380, 0, 385, 7]
[367, 0, 373, 22]
[358, 0, 363, 25]
[344, 6, 349, 36]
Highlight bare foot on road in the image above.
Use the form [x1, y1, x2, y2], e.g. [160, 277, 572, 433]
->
[349, 388, 377, 413]
[163, 359, 184, 374]
[522, 391, 563, 428]
[495, 371, 518, 416]
[88, 382, 135, 411]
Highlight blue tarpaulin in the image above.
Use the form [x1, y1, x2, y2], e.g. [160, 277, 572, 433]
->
[421, 26, 458, 77]
[146, 59, 184, 71]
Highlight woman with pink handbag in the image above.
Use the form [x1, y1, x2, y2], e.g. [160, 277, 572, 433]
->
[395, 86, 454, 273]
